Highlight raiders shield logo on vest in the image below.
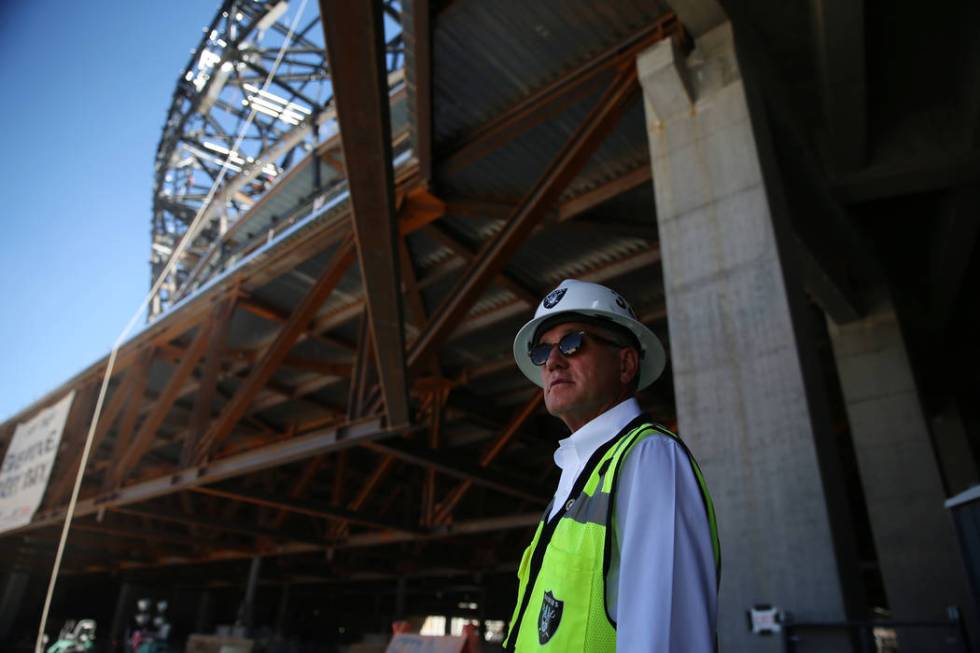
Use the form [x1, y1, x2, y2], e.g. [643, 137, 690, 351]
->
[538, 591, 563, 644]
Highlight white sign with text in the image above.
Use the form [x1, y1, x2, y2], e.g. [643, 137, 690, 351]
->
[0, 391, 75, 532]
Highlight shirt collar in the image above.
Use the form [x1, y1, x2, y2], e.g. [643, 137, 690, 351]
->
[553, 397, 643, 470]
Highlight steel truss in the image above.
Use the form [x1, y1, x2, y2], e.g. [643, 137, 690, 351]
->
[1, 2, 685, 589]
[150, 0, 405, 317]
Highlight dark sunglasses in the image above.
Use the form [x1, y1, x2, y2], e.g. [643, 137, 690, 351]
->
[528, 330, 626, 366]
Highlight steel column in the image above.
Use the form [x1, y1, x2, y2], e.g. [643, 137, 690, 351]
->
[404, 0, 433, 180]
[237, 555, 263, 632]
[109, 580, 134, 651]
[320, 0, 411, 429]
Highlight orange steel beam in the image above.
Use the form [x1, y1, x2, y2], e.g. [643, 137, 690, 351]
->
[183, 296, 238, 466]
[443, 164, 652, 226]
[347, 314, 376, 421]
[38, 157, 653, 491]
[398, 225, 442, 392]
[422, 223, 539, 306]
[102, 349, 155, 490]
[321, 0, 411, 430]
[434, 392, 543, 524]
[421, 388, 448, 526]
[331, 454, 397, 539]
[271, 453, 328, 530]
[399, 236, 429, 331]
[331, 450, 348, 505]
[193, 244, 657, 460]
[239, 296, 356, 353]
[398, 228, 445, 379]
[71, 521, 201, 550]
[177, 240, 660, 467]
[112, 320, 216, 486]
[367, 436, 543, 501]
[112, 505, 324, 548]
[557, 164, 653, 222]
[193, 237, 356, 463]
[398, 188, 446, 235]
[88, 371, 133, 455]
[407, 65, 640, 372]
[192, 486, 421, 534]
[216, 248, 662, 422]
[61, 512, 542, 574]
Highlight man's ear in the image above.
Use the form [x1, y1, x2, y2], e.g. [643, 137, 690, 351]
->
[619, 347, 639, 386]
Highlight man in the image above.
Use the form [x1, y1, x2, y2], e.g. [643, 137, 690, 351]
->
[503, 279, 720, 652]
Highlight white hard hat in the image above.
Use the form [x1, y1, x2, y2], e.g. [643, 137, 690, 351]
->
[512, 279, 666, 390]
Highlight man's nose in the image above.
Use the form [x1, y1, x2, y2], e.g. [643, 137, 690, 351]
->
[544, 344, 568, 370]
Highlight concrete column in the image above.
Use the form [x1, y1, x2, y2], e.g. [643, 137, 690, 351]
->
[195, 589, 213, 634]
[395, 576, 407, 621]
[109, 581, 134, 650]
[828, 297, 979, 650]
[638, 23, 861, 651]
[275, 583, 290, 636]
[0, 569, 30, 642]
[236, 556, 262, 633]
[931, 400, 979, 497]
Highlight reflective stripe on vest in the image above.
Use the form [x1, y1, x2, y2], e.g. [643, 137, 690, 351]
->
[503, 420, 721, 651]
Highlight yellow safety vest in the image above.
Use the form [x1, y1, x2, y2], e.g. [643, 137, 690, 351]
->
[503, 419, 720, 651]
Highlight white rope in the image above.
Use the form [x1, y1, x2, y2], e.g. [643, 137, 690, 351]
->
[34, 2, 310, 650]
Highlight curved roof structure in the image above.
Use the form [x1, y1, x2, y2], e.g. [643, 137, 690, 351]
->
[150, 0, 406, 316]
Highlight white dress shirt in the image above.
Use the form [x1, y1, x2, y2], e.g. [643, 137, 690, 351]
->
[548, 397, 717, 652]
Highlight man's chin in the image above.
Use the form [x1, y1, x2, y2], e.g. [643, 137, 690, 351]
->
[544, 395, 575, 418]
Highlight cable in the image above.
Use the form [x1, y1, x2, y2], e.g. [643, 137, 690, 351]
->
[33, 1, 311, 650]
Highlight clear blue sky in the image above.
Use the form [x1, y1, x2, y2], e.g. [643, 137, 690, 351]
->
[0, 1, 218, 422]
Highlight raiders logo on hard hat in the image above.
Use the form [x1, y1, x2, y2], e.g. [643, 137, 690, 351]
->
[613, 292, 637, 318]
[538, 591, 563, 645]
[542, 287, 566, 309]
